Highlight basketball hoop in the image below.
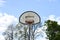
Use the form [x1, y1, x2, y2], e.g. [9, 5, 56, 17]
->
[19, 11, 41, 25]
[19, 11, 41, 40]
[25, 19, 34, 24]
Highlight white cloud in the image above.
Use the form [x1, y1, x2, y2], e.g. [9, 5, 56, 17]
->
[48, 15, 55, 21]
[0, 13, 18, 32]
[36, 37, 46, 40]
[0, 0, 6, 7]
[0, 35, 5, 40]
[47, 15, 60, 25]
[0, 13, 18, 40]
[56, 17, 60, 25]
[35, 27, 47, 40]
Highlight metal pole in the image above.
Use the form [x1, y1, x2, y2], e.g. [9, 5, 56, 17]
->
[28, 24, 31, 40]
[28, 24, 33, 40]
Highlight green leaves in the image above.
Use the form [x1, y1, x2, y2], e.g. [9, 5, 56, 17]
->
[45, 20, 60, 40]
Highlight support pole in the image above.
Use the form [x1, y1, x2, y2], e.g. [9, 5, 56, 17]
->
[28, 25, 31, 40]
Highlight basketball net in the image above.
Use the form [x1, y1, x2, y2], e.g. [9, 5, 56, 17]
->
[25, 20, 34, 24]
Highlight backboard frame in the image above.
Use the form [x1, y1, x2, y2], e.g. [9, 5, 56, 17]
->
[19, 11, 41, 25]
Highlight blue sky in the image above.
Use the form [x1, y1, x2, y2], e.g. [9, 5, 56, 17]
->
[0, 0, 60, 23]
[0, 0, 60, 40]
[0, 0, 60, 17]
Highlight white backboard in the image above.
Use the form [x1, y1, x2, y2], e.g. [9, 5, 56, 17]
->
[19, 11, 41, 25]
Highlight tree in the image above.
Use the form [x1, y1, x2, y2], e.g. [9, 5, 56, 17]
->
[3, 24, 14, 40]
[14, 23, 28, 40]
[45, 20, 60, 40]
[14, 23, 41, 40]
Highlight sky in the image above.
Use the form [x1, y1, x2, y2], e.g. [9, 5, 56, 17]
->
[0, 0, 60, 40]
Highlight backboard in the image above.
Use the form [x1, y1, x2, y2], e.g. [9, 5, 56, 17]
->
[19, 11, 41, 25]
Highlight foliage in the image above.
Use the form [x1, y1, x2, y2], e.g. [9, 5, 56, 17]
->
[3, 24, 14, 40]
[3, 22, 41, 40]
[14, 23, 41, 40]
[45, 20, 60, 40]
[14, 23, 28, 40]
